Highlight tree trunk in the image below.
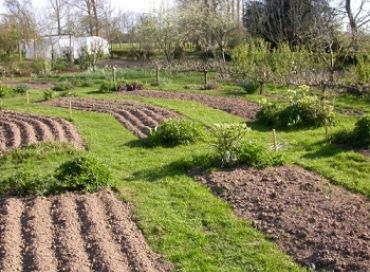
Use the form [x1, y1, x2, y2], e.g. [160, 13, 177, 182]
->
[345, 0, 359, 52]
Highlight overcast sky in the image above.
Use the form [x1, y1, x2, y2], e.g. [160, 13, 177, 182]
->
[0, 0, 174, 14]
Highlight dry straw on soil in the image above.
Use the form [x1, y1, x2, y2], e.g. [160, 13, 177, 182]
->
[0, 190, 171, 272]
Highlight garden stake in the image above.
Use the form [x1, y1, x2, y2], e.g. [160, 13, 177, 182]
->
[69, 98, 72, 118]
[273, 129, 277, 152]
[26, 90, 30, 104]
[156, 64, 160, 86]
[112, 66, 116, 82]
[203, 68, 208, 89]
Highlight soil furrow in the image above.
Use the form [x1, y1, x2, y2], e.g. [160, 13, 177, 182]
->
[128, 107, 159, 127]
[113, 113, 147, 139]
[2, 117, 36, 146]
[32, 115, 67, 142]
[99, 191, 171, 272]
[0, 198, 24, 272]
[0, 126, 7, 151]
[0, 120, 22, 148]
[21, 197, 58, 272]
[51, 195, 92, 272]
[76, 194, 131, 272]
[120, 89, 260, 120]
[116, 110, 151, 137]
[5, 113, 55, 142]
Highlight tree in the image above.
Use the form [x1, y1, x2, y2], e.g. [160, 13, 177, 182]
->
[344, 0, 370, 52]
[48, 0, 69, 35]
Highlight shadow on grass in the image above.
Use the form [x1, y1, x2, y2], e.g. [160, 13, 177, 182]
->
[128, 154, 218, 182]
[302, 142, 344, 159]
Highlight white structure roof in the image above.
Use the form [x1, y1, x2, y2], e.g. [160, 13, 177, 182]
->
[24, 36, 110, 60]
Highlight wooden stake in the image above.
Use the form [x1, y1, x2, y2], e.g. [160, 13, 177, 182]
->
[203, 68, 208, 89]
[273, 129, 278, 152]
[26, 90, 30, 104]
[69, 98, 72, 118]
[156, 64, 160, 86]
[112, 66, 116, 82]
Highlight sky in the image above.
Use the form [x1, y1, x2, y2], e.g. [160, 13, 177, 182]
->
[28, 0, 172, 13]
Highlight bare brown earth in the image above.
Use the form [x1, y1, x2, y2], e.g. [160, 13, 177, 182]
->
[0, 190, 172, 272]
[197, 166, 370, 272]
[119, 90, 260, 121]
[47, 98, 179, 138]
[2, 80, 53, 90]
[0, 110, 84, 152]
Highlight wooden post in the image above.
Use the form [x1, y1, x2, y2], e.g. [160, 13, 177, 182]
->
[272, 129, 277, 152]
[112, 66, 116, 82]
[156, 64, 160, 86]
[69, 98, 72, 118]
[26, 90, 30, 104]
[203, 68, 208, 89]
[324, 120, 329, 142]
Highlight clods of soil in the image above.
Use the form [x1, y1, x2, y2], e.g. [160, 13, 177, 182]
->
[197, 166, 370, 271]
[120, 89, 260, 121]
[0, 110, 84, 152]
[47, 98, 179, 139]
[0, 190, 172, 272]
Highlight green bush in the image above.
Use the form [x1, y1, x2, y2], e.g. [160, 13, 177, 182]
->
[43, 90, 54, 101]
[52, 81, 74, 92]
[238, 141, 284, 169]
[257, 86, 335, 129]
[13, 84, 29, 95]
[240, 79, 260, 94]
[54, 155, 112, 192]
[0, 86, 13, 98]
[209, 123, 249, 167]
[148, 119, 204, 146]
[99, 81, 118, 93]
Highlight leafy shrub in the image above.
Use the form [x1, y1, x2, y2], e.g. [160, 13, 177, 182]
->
[332, 115, 370, 148]
[209, 123, 249, 167]
[43, 90, 54, 101]
[54, 155, 112, 192]
[71, 78, 93, 88]
[30, 58, 48, 74]
[238, 141, 284, 169]
[148, 119, 204, 146]
[1, 172, 56, 196]
[99, 81, 118, 93]
[52, 81, 73, 92]
[0, 86, 13, 98]
[240, 79, 260, 94]
[257, 86, 335, 129]
[14, 84, 29, 95]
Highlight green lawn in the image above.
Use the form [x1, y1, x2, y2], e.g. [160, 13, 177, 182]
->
[1, 70, 370, 271]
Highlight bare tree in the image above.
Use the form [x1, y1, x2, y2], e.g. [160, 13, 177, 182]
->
[344, 0, 370, 51]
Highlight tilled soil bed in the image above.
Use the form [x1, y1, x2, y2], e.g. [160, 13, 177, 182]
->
[0, 110, 84, 152]
[197, 166, 370, 271]
[119, 90, 260, 121]
[0, 190, 171, 272]
[47, 98, 178, 139]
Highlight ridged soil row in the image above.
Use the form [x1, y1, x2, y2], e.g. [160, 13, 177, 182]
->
[99, 191, 169, 272]
[0, 198, 24, 272]
[47, 98, 179, 139]
[0, 110, 84, 151]
[75, 194, 132, 271]
[0, 120, 22, 150]
[21, 197, 58, 271]
[51, 195, 92, 272]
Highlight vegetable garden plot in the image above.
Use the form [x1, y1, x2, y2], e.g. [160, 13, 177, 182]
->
[47, 98, 179, 139]
[0, 110, 84, 152]
[0, 190, 171, 272]
[120, 90, 260, 120]
[197, 166, 370, 272]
